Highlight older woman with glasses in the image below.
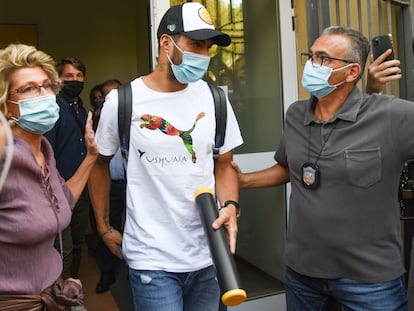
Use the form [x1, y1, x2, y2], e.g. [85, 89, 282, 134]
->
[0, 43, 98, 310]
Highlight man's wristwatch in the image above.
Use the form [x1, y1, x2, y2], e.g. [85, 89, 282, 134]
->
[222, 200, 241, 218]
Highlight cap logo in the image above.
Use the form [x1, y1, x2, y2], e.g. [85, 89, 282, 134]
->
[198, 7, 213, 25]
[167, 24, 177, 32]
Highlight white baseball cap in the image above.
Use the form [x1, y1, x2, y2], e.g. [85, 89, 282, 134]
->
[157, 2, 231, 47]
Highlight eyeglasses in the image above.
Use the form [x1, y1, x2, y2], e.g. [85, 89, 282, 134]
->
[301, 52, 353, 68]
[9, 82, 60, 96]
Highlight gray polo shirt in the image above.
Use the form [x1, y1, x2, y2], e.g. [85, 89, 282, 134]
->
[275, 87, 414, 283]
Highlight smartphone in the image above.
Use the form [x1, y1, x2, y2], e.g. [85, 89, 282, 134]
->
[372, 34, 394, 61]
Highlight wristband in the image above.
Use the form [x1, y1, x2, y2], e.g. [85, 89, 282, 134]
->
[222, 200, 241, 218]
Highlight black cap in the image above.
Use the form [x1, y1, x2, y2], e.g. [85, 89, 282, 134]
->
[157, 2, 231, 47]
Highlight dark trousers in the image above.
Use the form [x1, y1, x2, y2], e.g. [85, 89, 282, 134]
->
[96, 180, 126, 278]
[55, 196, 90, 279]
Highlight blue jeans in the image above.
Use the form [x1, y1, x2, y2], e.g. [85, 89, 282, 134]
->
[285, 266, 407, 311]
[129, 265, 220, 311]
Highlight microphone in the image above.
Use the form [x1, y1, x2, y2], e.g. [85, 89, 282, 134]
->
[194, 187, 247, 306]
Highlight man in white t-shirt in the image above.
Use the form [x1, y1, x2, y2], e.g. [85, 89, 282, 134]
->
[88, 3, 243, 311]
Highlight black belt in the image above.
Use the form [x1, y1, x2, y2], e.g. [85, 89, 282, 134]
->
[111, 179, 125, 184]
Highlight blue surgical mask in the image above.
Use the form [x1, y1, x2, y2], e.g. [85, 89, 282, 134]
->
[301, 60, 351, 98]
[9, 94, 60, 134]
[166, 37, 210, 84]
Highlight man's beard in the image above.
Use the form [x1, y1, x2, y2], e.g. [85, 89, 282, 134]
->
[167, 64, 177, 82]
[167, 48, 183, 84]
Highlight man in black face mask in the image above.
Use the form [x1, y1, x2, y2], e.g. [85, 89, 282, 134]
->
[45, 57, 90, 281]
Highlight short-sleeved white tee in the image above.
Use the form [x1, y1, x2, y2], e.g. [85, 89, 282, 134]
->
[96, 77, 243, 272]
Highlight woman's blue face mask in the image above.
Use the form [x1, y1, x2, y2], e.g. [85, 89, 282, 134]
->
[8, 94, 60, 134]
[166, 36, 210, 84]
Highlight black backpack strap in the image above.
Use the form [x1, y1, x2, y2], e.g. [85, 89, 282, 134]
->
[208, 83, 227, 161]
[117, 82, 132, 167]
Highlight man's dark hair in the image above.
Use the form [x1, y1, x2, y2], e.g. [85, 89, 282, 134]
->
[56, 56, 86, 77]
[321, 26, 370, 81]
[102, 79, 122, 89]
[101, 79, 122, 96]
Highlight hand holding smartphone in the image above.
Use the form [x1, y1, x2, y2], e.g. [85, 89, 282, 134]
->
[372, 34, 394, 62]
[366, 33, 401, 93]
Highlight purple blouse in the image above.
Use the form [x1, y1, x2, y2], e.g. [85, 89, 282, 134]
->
[0, 136, 74, 294]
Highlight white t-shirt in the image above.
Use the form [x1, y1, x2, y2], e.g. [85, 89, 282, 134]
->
[96, 77, 243, 272]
